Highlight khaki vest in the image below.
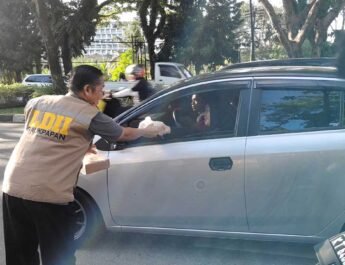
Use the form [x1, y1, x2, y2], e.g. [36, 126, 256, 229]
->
[2, 94, 99, 203]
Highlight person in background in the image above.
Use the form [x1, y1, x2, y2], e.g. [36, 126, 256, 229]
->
[127, 64, 155, 101]
[2, 65, 166, 265]
[113, 64, 155, 106]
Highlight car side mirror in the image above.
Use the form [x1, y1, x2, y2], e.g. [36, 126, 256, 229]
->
[95, 138, 127, 151]
[95, 138, 111, 151]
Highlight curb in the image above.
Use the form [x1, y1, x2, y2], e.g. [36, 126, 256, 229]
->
[0, 114, 25, 123]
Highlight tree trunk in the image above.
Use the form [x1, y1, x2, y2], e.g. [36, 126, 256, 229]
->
[61, 33, 73, 76]
[35, 55, 42, 74]
[15, 71, 22, 83]
[32, 0, 66, 94]
[259, 0, 321, 58]
[195, 63, 202, 75]
[312, 1, 345, 57]
[138, 0, 166, 80]
[147, 38, 156, 79]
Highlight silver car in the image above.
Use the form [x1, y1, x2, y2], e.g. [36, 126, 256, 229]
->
[73, 63, 345, 246]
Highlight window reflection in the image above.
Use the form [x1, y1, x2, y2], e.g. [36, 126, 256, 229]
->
[260, 89, 342, 133]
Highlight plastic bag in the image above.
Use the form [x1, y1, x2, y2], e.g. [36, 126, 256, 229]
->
[138, 116, 171, 136]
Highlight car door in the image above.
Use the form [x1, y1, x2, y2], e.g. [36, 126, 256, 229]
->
[107, 79, 251, 232]
[245, 77, 345, 236]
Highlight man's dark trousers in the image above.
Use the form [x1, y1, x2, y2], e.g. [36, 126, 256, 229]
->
[2, 193, 76, 265]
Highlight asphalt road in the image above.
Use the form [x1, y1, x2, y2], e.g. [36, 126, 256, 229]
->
[0, 122, 319, 265]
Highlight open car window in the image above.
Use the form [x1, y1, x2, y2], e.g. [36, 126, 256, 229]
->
[119, 81, 247, 147]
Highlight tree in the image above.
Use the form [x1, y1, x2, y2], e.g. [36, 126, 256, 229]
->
[203, 0, 242, 67]
[31, 0, 115, 94]
[177, 0, 242, 73]
[238, 2, 287, 61]
[258, 0, 345, 58]
[56, 0, 101, 75]
[137, 0, 166, 78]
[0, 0, 43, 83]
[108, 0, 204, 77]
[32, 0, 66, 94]
[109, 49, 133, 80]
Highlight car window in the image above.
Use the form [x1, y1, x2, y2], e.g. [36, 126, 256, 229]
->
[25, 76, 39, 82]
[121, 81, 246, 147]
[159, 65, 182, 78]
[25, 75, 51, 83]
[178, 65, 192, 78]
[259, 89, 343, 134]
[41, 75, 52, 83]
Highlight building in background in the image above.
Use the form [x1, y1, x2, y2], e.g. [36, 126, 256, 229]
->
[84, 22, 127, 57]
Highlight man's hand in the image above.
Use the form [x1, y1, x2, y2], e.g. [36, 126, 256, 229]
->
[141, 125, 160, 138]
[142, 124, 171, 138]
[86, 144, 98, 154]
[118, 124, 171, 141]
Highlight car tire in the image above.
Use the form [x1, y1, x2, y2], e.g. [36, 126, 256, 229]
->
[72, 189, 105, 248]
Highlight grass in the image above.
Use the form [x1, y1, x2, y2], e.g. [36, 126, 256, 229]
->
[0, 107, 24, 114]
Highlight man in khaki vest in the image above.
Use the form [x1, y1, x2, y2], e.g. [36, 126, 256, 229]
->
[2, 65, 165, 265]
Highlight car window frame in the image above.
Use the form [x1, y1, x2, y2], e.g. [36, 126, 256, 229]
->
[249, 77, 345, 136]
[114, 78, 252, 148]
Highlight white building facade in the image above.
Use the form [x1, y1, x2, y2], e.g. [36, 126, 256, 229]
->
[84, 23, 127, 57]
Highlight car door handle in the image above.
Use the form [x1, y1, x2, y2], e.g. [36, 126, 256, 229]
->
[209, 157, 233, 171]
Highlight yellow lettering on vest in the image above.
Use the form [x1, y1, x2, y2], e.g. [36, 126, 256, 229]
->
[51, 115, 65, 133]
[39, 112, 56, 130]
[59, 116, 73, 135]
[29, 110, 41, 128]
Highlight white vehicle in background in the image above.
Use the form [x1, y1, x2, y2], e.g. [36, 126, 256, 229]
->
[104, 62, 192, 92]
[153, 62, 192, 88]
[22, 74, 53, 86]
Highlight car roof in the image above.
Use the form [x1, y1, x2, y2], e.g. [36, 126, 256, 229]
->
[116, 64, 343, 121]
[154, 65, 341, 97]
[221, 57, 337, 70]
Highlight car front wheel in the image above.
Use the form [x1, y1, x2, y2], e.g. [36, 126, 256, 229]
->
[72, 189, 105, 247]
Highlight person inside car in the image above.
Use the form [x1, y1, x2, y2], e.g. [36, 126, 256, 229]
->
[191, 93, 211, 130]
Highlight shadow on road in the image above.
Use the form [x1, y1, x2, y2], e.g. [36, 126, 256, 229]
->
[78, 231, 318, 265]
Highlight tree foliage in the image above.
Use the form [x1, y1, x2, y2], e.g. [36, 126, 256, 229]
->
[109, 49, 133, 81]
[238, 3, 287, 61]
[31, 0, 114, 94]
[1, 0, 112, 93]
[56, 0, 100, 75]
[175, 0, 242, 73]
[0, 0, 42, 83]
[112, 0, 243, 74]
[33, 0, 66, 94]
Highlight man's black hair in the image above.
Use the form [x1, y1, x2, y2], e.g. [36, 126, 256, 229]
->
[69, 65, 103, 93]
